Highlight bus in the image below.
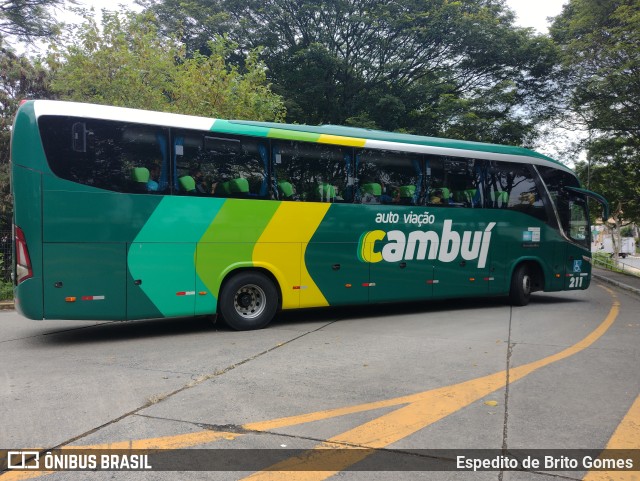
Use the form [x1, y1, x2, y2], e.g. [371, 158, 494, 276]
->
[11, 100, 608, 330]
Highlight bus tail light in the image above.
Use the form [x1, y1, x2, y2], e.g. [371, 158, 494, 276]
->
[15, 226, 33, 285]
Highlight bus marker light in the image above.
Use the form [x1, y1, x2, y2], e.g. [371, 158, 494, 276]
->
[15, 226, 33, 284]
[426, 280, 440, 284]
[362, 283, 376, 287]
[483, 277, 495, 281]
[469, 278, 475, 282]
[555, 274, 561, 278]
[176, 291, 196, 296]
[81, 295, 105, 301]
[198, 291, 207, 296]
[345, 284, 352, 288]
[65, 297, 77, 303]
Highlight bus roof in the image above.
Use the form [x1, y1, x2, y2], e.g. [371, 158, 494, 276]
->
[28, 100, 572, 173]
[230, 120, 557, 162]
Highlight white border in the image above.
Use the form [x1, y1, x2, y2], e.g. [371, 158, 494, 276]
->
[32, 100, 573, 174]
[363, 139, 574, 173]
[33, 100, 215, 131]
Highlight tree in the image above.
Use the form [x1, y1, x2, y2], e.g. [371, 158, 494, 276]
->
[0, 42, 50, 229]
[551, 0, 640, 146]
[551, 0, 640, 242]
[574, 143, 640, 260]
[142, 0, 558, 144]
[0, 0, 69, 287]
[1, 0, 69, 233]
[47, 9, 286, 121]
[0, 0, 68, 44]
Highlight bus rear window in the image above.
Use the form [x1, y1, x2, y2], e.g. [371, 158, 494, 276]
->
[39, 116, 170, 194]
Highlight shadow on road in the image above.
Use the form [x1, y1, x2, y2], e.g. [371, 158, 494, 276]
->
[26, 292, 584, 346]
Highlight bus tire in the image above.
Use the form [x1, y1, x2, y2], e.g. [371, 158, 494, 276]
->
[509, 264, 532, 306]
[219, 271, 278, 330]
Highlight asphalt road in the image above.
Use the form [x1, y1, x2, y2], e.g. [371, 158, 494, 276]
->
[619, 256, 640, 270]
[1, 282, 639, 480]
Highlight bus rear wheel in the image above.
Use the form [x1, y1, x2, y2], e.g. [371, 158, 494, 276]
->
[219, 271, 278, 330]
[509, 264, 532, 306]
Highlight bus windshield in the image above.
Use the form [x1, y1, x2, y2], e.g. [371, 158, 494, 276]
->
[537, 166, 590, 248]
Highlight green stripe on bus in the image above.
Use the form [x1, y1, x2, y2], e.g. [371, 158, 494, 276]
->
[210, 119, 270, 137]
[196, 200, 281, 302]
[129, 197, 225, 317]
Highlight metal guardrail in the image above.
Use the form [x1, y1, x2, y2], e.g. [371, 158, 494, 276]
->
[592, 254, 640, 277]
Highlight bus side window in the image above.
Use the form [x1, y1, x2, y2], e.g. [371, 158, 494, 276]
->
[484, 161, 548, 222]
[39, 117, 169, 194]
[425, 156, 483, 207]
[426, 157, 448, 205]
[119, 125, 169, 194]
[356, 150, 422, 205]
[272, 141, 348, 203]
[173, 131, 267, 198]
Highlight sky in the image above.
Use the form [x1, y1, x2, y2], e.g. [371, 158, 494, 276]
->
[506, 0, 567, 33]
[15, 0, 567, 56]
[61, 0, 567, 34]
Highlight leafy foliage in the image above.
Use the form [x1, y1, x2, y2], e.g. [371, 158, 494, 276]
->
[47, 10, 286, 121]
[0, 0, 67, 44]
[142, 0, 558, 144]
[551, 0, 640, 140]
[552, 0, 640, 225]
[0, 41, 50, 229]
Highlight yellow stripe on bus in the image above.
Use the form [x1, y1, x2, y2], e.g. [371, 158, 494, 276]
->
[317, 134, 367, 148]
[253, 202, 330, 309]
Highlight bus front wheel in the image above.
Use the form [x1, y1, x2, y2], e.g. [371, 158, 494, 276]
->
[509, 264, 532, 306]
[219, 271, 278, 330]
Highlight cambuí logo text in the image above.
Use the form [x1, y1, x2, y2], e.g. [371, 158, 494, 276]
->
[357, 212, 496, 268]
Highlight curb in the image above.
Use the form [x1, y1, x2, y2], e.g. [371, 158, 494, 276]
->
[592, 273, 640, 297]
[0, 301, 14, 310]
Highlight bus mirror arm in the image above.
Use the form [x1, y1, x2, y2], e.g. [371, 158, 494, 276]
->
[563, 186, 609, 220]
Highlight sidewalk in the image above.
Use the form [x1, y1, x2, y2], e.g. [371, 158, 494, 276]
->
[592, 266, 640, 297]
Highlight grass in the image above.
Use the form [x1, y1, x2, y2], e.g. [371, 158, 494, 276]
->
[0, 279, 12, 301]
[592, 252, 640, 277]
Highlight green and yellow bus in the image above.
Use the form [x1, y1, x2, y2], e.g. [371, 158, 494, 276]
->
[11, 100, 607, 330]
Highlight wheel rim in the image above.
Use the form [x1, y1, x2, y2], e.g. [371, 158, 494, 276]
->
[233, 284, 266, 319]
[522, 274, 531, 295]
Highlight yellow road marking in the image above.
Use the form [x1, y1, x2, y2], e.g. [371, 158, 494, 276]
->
[240, 287, 620, 480]
[0, 286, 625, 481]
[583, 393, 640, 481]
